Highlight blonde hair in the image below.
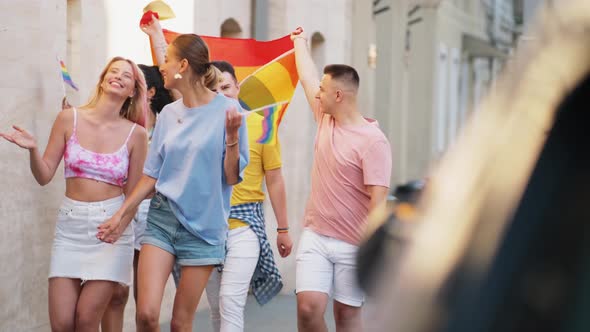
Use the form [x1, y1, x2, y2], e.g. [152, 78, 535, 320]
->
[205, 66, 224, 91]
[80, 57, 148, 127]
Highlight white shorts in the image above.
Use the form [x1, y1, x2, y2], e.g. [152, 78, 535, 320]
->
[49, 195, 134, 285]
[133, 199, 150, 250]
[295, 228, 364, 307]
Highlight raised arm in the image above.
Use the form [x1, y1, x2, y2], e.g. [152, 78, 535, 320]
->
[140, 13, 167, 68]
[140, 13, 182, 100]
[291, 27, 321, 119]
[1, 109, 70, 186]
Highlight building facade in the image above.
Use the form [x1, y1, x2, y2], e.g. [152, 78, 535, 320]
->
[370, 0, 518, 182]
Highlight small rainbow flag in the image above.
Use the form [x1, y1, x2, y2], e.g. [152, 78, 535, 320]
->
[59, 59, 78, 91]
[252, 102, 288, 144]
[151, 31, 298, 144]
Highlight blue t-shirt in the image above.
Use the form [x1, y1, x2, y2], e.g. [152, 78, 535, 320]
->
[143, 95, 249, 245]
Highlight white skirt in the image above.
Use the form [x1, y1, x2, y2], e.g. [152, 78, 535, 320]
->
[49, 195, 134, 285]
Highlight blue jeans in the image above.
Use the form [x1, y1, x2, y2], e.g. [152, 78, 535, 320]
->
[142, 193, 225, 266]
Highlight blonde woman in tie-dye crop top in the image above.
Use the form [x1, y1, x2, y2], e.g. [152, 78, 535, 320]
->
[102, 63, 176, 332]
[0, 57, 148, 332]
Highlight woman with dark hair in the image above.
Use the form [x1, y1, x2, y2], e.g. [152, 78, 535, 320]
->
[101, 63, 175, 332]
[138, 64, 174, 128]
[1, 57, 148, 331]
[97, 33, 249, 331]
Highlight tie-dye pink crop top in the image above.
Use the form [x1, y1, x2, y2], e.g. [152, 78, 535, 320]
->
[64, 108, 136, 187]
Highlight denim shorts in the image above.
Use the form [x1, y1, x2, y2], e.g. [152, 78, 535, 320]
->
[142, 193, 225, 266]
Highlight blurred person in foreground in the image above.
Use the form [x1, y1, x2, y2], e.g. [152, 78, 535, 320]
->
[356, 180, 426, 295]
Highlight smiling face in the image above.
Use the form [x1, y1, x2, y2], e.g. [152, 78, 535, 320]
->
[101, 60, 136, 98]
[81, 57, 148, 126]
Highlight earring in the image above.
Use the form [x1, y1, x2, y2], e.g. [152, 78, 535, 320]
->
[174, 73, 182, 80]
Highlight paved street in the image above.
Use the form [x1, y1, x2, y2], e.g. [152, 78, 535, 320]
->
[160, 294, 335, 332]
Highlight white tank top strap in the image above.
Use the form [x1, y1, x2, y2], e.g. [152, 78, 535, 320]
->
[124, 123, 137, 145]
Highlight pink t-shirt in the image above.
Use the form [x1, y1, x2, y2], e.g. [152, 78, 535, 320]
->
[304, 113, 392, 246]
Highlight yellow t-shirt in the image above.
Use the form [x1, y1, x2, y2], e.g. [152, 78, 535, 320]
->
[229, 113, 282, 229]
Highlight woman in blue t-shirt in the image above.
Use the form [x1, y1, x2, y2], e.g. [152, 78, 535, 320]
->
[97, 33, 249, 331]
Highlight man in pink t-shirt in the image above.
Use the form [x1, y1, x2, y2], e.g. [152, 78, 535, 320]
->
[291, 27, 393, 331]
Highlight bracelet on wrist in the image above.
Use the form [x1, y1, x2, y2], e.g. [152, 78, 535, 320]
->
[226, 140, 238, 147]
[277, 227, 289, 233]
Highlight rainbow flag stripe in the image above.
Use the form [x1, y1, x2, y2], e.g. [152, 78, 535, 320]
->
[155, 31, 294, 81]
[254, 102, 289, 145]
[59, 60, 78, 91]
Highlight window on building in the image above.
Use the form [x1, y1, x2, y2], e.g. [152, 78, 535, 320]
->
[311, 32, 326, 72]
[220, 18, 243, 38]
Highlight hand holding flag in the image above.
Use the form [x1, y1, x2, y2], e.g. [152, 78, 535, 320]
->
[225, 106, 243, 141]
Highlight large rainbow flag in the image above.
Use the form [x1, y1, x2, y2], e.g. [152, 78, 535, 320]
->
[152, 30, 298, 144]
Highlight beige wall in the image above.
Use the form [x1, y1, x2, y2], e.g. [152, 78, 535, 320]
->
[350, 0, 376, 119]
[193, 0, 252, 37]
[405, 7, 438, 181]
[0, 1, 66, 331]
[373, 0, 409, 184]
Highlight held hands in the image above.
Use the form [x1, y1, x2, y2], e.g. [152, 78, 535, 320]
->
[97, 214, 123, 244]
[225, 107, 242, 141]
[290, 27, 307, 42]
[139, 12, 163, 37]
[0, 125, 38, 150]
[277, 233, 293, 258]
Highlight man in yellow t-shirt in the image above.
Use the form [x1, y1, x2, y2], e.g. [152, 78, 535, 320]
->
[205, 60, 293, 331]
[227, 111, 284, 229]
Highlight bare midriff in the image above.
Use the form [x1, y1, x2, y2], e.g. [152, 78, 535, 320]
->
[65, 178, 124, 202]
